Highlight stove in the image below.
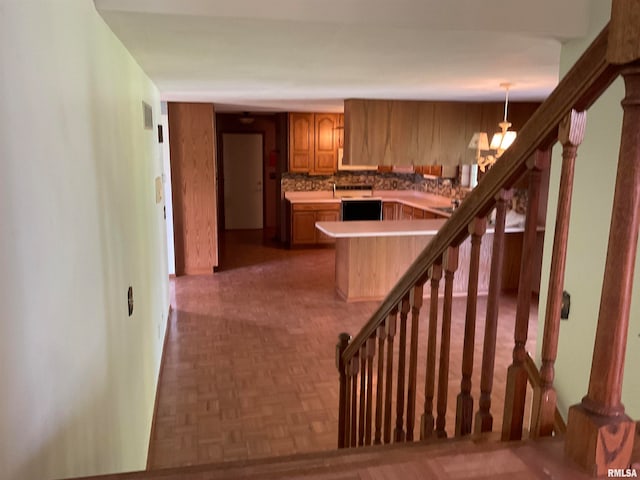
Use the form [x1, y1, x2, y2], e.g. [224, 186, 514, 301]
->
[333, 185, 382, 221]
[333, 184, 374, 198]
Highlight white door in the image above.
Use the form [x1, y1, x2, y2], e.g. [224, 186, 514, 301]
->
[222, 134, 264, 229]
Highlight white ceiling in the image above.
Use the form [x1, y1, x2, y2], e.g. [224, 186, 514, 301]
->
[95, 0, 592, 112]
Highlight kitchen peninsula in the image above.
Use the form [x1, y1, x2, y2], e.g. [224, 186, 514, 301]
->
[317, 218, 509, 302]
[285, 189, 530, 301]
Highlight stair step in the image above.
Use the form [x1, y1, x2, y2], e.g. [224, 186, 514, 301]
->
[68, 437, 593, 480]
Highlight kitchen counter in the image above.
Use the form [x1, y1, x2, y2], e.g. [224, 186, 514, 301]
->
[315, 219, 446, 238]
[315, 217, 529, 302]
[315, 218, 527, 239]
[284, 190, 455, 216]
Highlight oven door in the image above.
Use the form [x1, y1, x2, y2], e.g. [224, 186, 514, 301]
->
[340, 199, 383, 221]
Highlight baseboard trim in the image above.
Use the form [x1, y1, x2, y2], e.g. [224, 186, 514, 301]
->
[146, 305, 172, 470]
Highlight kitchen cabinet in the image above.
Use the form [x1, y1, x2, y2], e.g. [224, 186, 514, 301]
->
[400, 204, 414, 220]
[290, 202, 340, 246]
[343, 99, 540, 167]
[289, 113, 314, 173]
[288, 112, 340, 174]
[383, 201, 399, 220]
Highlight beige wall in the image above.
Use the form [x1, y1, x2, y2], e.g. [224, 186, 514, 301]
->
[0, 0, 169, 478]
[537, 0, 640, 419]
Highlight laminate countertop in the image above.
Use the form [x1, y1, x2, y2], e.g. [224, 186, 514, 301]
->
[284, 190, 454, 213]
[315, 219, 529, 239]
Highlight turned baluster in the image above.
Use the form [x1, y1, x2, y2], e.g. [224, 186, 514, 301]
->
[406, 277, 427, 441]
[421, 260, 443, 439]
[394, 294, 411, 442]
[475, 190, 511, 434]
[531, 110, 586, 439]
[336, 332, 351, 448]
[358, 345, 366, 446]
[364, 336, 376, 445]
[383, 308, 398, 444]
[502, 150, 549, 441]
[436, 246, 459, 439]
[349, 356, 359, 447]
[565, 68, 640, 475]
[455, 217, 487, 437]
[374, 324, 386, 444]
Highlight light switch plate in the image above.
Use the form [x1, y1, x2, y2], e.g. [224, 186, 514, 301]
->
[155, 176, 163, 204]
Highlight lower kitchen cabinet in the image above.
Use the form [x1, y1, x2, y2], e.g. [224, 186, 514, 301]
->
[401, 204, 414, 220]
[290, 202, 340, 246]
[383, 201, 399, 220]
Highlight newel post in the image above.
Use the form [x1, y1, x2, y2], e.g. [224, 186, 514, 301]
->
[565, 68, 640, 476]
[336, 332, 351, 448]
[531, 110, 586, 438]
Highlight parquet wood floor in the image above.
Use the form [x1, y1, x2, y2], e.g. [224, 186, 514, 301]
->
[147, 230, 538, 469]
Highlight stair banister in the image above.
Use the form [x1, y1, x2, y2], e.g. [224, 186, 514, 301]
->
[340, 26, 620, 365]
[335, 17, 638, 475]
[565, 66, 640, 476]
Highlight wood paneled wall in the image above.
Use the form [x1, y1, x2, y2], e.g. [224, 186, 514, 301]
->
[344, 99, 539, 166]
[168, 102, 218, 275]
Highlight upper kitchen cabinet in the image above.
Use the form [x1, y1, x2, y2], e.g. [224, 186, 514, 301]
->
[289, 113, 314, 172]
[288, 112, 340, 174]
[344, 99, 540, 167]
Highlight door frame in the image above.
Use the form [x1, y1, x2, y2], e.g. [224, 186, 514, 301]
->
[216, 130, 266, 233]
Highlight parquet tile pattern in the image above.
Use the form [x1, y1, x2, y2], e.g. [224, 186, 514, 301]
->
[148, 230, 538, 469]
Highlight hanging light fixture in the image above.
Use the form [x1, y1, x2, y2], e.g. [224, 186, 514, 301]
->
[469, 83, 517, 172]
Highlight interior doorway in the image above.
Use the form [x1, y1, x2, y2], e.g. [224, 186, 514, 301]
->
[222, 133, 264, 230]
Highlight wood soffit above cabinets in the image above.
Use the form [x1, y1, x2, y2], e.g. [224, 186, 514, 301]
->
[343, 99, 540, 167]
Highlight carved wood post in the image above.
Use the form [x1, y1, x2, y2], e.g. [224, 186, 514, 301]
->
[565, 68, 640, 476]
[374, 324, 386, 445]
[475, 190, 511, 434]
[364, 336, 376, 445]
[394, 294, 411, 442]
[406, 278, 426, 441]
[358, 345, 366, 446]
[336, 332, 351, 448]
[502, 150, 550, 441]
[436, 246, 459, 439]
[421, 260, 443, 439]
[349, 356, 359, 447]
[384, 308, 398, 444]
[531, 110, 586, 439]
[456, 217, 487, 436]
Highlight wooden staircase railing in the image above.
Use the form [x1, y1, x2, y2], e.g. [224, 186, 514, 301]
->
[335, 8, 640, 476]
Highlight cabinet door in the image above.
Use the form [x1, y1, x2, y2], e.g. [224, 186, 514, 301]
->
[314, 113, 338, 174]
[289, 113, 314, 173]
[383, 202, 397, 220]
[413, 208, 425, 219]
[401, 204, 414, 220]
[292, 210, 317, 244]
[316, 210, 339, 243]
[389, 101, 419, 166]
[422, 210, 438, 219]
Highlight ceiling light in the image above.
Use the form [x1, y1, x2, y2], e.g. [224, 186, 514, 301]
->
[239, 112, 255, 125]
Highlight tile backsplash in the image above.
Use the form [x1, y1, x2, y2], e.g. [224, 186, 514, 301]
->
[282, 171, 471, 200]
[281, 171, 525, 212]
[282, 171, 418, 192]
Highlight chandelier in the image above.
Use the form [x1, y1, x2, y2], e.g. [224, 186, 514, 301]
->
[469, 83, 517, 172]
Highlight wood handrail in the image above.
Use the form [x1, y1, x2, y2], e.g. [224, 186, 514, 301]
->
[342, 24, 620, 362]
[524, 353, 567, 435]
